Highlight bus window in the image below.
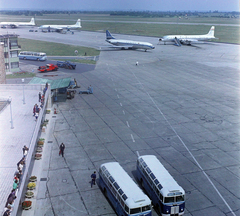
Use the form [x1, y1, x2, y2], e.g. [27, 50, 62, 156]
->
[142, 205, 151, 211]
[122, 194, 127, 200]
[130, 207, 141, 214]
[113, 182, 120, 190]
[118, 188, 124, 195]
[142, 162, 147, 168]
[159, 193, 163, 202]
[146, 167, 151, 174]
[164, 196, 174, 203]
[154, 179, 159, 186]
[150, 173, 156, 180]
[124, 205, 129, 213]
[109, 176, 115, 183]
[176, 195, 185, 202]
[105, 170, 110, 178]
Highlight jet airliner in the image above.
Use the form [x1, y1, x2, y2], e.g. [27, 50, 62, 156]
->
[106, 30, 155, 51]
[159, 26, 217, 46]
[0, 18, 35, 28]
[39, 19, 81, 32]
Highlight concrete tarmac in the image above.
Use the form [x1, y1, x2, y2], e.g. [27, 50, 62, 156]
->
[1, 28, 240, 216]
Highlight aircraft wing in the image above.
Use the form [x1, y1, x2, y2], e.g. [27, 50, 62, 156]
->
[180, 38, 199, 44]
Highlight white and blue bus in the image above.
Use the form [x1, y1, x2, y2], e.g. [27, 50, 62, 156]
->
[18, 51, 47, 61]
[136, 155, 185, 216]
[99, 162, 152, 216]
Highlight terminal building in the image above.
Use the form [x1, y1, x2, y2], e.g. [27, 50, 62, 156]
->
[0, 34, 21, 73]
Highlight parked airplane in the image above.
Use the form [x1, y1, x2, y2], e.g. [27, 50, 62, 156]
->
[39, 19, 81, 32]
[159, 26, 217, 46]
[0, 18, 35, 28]
[105, 30, 155, 51]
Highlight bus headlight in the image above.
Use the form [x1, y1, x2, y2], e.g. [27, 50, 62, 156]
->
[180, 208, 184, 212]
[166, 210, 169, 213]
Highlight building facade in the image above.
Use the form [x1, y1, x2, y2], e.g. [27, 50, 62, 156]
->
[0, 34, 21, 73]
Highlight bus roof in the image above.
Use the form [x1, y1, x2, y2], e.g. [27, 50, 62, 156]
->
[138, 155, 185, 197]
[19, 51, 46, 55]
[100, 162, 151, 208]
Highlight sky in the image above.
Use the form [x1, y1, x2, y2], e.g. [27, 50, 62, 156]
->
[0, 0, 239, 12]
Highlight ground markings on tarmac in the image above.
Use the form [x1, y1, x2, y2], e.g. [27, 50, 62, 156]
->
[128, 67, 237, 216]
[107, 63, 137, 143]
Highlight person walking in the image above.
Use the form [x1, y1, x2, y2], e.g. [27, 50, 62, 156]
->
[91, 171, 96, 188]
[59, 143, 65, 157]
[38, 92, 41, 102]
[22, 145, 29, 157]
[33, 104, 36, 116]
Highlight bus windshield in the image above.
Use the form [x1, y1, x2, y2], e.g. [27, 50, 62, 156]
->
[130, 207, 141, 214]
[176, 195, 185, 202]
[164, 197, 174, 203]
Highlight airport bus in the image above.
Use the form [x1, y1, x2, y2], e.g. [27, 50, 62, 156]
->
[136, 155, 185, 216]
[18, 51, 47, 61]
[99, 162, 152, 216]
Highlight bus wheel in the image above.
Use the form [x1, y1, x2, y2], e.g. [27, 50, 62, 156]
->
[37, 58, 39, 61]
[23, 57, 26, 60]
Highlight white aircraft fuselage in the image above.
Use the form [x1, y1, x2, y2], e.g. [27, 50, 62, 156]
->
[106, 30, 155, 51]
[106, 39, 155, 50]
[159, 26, 216, 45]
[0, 18, 35, 28]
[39, 19, 81, 32]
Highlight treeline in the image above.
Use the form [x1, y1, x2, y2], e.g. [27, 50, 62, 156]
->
[0, 10, 239, 18]
[110, 11, 240, 18]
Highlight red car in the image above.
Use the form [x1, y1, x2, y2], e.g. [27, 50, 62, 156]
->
[38, 64, 58, 72]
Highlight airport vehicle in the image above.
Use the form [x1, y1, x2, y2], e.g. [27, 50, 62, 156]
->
[39, 19, 81, 32]
[38, 64, 58, 72]
[136, 155, 185, 215]
[19, 51, 47, 61]
[106, 30, 155, 51]
[159, 26, 217, 46]
[66, 89, 76, 99]
[56, 61, 76, 69]
[99, 162, 152, 216]
[0, 18, 35, 28]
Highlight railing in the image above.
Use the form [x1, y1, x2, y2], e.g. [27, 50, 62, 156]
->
[10, 86, 50, 216]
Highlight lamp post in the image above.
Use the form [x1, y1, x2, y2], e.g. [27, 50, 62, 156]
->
[8, 96, 14, 129]
[22, 78, 25, 104]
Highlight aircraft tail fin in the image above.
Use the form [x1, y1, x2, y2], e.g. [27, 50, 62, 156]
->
[207, 26, 215, 37]
[30, 18, 35, 25]
[75, 19, 81, 28]
[106, 30, 115, 40]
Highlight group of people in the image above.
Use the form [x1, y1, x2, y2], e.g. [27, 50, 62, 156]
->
[33, 83, 49, 120]
[3, 145, 29, 216]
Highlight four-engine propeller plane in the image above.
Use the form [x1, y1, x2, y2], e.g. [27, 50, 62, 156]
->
[0, 18, 35, 28]
[39, 19, 81, 32]
[159, 26, 217, 46]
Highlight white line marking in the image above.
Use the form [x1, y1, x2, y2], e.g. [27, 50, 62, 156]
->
[131, 134, 135, 142]
[126, 121, 130, 127]
[120, 103, 122, 106]
[123, 110, 125, 115]
[131, 71, 237, 216]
